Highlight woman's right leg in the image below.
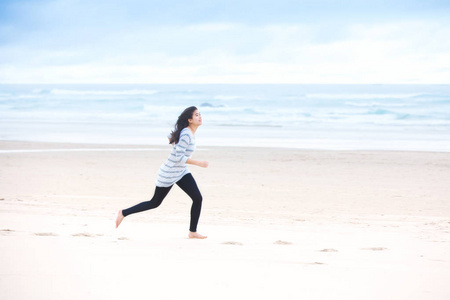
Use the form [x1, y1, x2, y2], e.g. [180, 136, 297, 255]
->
[122, 186, 172, 217]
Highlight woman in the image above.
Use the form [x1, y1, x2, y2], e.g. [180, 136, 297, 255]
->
[115, 106, 208, 239]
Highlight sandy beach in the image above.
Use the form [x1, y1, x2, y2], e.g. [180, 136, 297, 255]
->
[1, 140, 449, 300]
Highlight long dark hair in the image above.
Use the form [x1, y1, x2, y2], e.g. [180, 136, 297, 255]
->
[169, 106, 198, 144]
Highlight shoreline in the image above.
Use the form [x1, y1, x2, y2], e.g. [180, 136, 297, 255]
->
[1, 139, 450, 154]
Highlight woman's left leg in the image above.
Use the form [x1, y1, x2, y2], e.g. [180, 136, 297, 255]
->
[176, 173, 203, 233]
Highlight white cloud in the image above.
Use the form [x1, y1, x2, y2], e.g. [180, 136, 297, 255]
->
[1, 19, 449, 83]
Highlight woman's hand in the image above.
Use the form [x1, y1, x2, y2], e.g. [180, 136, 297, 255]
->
[198, 161, 209, 168]
[186, 159, 209, 168]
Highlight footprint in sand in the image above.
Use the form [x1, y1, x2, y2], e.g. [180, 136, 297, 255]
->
[319, 248, 338, 252]
[274, 240, 292, 245]
[290, 261, 326, 265]
[72, 232, 94, 237]
[35, 232, 59, 237]
[361, 247, 388, 251]
[222, 241, 243, 246]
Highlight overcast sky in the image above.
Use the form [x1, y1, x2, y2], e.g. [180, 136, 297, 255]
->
[1, 0, 450, 84]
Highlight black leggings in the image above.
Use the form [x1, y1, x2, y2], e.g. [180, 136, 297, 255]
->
[122, 173, 203, 232]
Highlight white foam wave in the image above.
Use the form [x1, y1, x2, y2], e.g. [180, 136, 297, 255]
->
[50, 89, 159, 96]
[0, 92, 12, 98]
[306, 93, 422, 100]
[212, 95, 243, 100]
[345, 101, 413, 108]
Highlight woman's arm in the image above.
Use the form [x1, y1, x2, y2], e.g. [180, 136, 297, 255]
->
[186, 158, 209, 168]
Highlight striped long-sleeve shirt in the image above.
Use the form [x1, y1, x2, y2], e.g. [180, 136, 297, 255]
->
[155, 127, 196, 187]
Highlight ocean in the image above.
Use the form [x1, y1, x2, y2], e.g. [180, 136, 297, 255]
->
[1, 84, 449, 152]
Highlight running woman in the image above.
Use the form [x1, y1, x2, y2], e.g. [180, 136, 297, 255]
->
[115, 106, 208, 239]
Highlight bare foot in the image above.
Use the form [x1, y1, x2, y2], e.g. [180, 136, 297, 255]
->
[188, 231, 207, 239]
[115, 210, 124, 228]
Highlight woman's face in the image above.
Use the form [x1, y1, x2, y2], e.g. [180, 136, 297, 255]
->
[189, 110, 202, 126]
